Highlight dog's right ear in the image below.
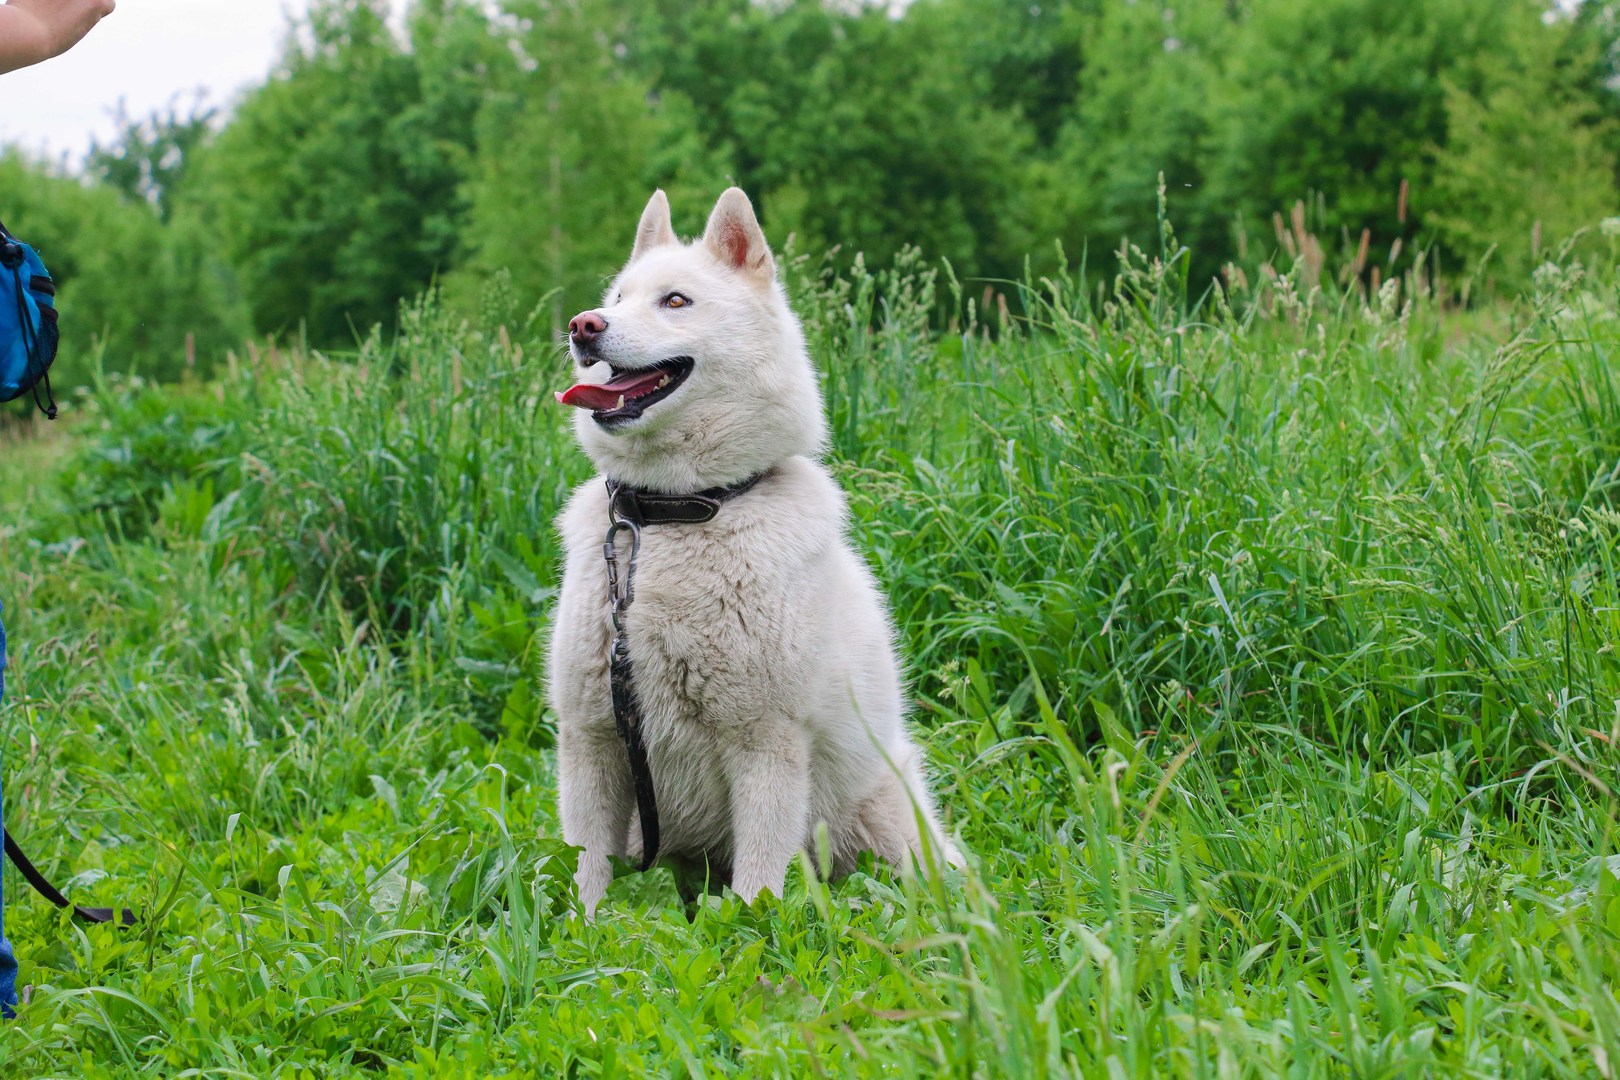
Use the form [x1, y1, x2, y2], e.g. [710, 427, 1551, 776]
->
[702, 187, 774, 283]
[631, 190, 677, 263]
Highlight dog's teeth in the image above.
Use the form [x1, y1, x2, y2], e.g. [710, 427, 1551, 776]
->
[616, 394, 625, 409]
[658, 375, 670, 388]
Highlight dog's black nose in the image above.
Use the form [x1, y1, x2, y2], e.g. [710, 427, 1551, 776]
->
[569, 311, 607, 346]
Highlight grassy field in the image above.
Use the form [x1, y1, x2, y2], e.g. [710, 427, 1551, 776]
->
[0, 232, 1617, 1077]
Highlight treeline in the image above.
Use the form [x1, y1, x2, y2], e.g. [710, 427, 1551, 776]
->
[4, 0, 1618, 384]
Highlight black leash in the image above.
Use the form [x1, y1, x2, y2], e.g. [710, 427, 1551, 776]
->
[603, 514, 657, 871]
[4, 831, 136, 926]
[600, 470, 770, 871]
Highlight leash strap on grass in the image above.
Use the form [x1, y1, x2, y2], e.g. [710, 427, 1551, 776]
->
[3, 831, 137, 927]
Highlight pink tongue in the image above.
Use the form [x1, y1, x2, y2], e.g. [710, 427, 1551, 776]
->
[555, 367, 669, 411]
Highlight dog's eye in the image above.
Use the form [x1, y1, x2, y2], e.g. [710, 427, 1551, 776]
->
[661, 292, 691, 309]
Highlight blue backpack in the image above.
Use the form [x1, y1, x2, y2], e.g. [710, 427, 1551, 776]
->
[0, 219, 59, 419]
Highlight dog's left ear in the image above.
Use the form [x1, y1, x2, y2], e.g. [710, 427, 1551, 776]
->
[702, 188, 774, 283]
[631, 189, 677, 263]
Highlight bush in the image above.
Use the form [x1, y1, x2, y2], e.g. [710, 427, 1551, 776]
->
[0, 150, 250, 393]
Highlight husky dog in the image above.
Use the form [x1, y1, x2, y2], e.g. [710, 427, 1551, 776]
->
[548, 188, 959, 917]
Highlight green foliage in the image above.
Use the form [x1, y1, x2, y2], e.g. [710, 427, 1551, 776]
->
[0, 150, 250, 389]
[56, 368, 257, 536]
[1201, 0, 1513, 270]
[456, 0, 727, 322]
[1051, 0, 1228, 273]
[6, 0, 1619, 390]
[920, 0, 1089, 149]
[1430, 3, 1619, 287]
[1052, 0, 1591, 288]
[2, 235, 1620, 1074]
[1, 0, 1619, 1071]
[195, 0, 485, 343]
[238, 300, 575, 735]
[632, 0, 1042, 279]
[86, 97, 216, 224]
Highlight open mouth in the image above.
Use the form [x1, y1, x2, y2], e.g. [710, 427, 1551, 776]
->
[555, 356, 694, 426]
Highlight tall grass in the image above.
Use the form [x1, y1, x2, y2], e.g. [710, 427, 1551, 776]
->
[0, 225, 1616, 1075]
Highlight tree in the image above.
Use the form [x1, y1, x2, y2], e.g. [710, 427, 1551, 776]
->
[87, 96, 216, 223]
[1199, 0, 1523, 280]
[0, 150, 250, 386]
[631, 0, 1042, 280]
[1429, 3, 1620, 285]
[195, 0, 489, 344]
[457, 0, 728, 326]
[916, 0, 1092, 150]
[1052, 0, 1229, 282]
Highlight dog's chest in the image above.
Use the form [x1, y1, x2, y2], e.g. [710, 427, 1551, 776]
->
[623, 524, 798, 734]
[553, 465, 836, 739]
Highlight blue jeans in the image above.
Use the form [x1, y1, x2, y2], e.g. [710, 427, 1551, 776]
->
[0, 601, 17, 1017]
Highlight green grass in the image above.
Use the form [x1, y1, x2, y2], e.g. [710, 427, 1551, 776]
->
[0, 234, 1618, 1077]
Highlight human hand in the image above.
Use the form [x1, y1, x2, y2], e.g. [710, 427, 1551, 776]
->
[0, 0, 114, 74]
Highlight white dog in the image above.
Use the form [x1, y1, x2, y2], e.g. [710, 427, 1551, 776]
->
[548, 187, 958, 917]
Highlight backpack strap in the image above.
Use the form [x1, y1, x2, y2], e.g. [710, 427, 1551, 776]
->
[3, 831, 136, 926]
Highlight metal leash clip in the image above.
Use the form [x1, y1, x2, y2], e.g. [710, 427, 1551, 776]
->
[603, 516, 641, 632]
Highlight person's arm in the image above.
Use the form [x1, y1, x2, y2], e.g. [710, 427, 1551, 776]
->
[0, 0, 113, 75]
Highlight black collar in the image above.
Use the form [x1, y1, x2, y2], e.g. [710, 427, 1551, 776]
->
[606, 469, 770, 526]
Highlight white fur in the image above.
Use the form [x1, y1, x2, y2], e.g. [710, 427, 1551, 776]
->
[548, 188, 959, 917]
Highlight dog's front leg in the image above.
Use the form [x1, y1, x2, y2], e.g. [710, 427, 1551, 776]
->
[558, 724, 634, 919]
[725, 725, 811, 904]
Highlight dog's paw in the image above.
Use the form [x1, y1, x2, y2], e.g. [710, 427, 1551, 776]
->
[730, 866, 788, 907]
[574, 851, 612, 921]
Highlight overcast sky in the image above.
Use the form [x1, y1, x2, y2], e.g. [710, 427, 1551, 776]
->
[0, 0, 405, 164]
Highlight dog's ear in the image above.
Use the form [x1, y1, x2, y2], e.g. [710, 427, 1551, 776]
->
[702, 187, 774, 283]
[631, 189, 677, 263]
